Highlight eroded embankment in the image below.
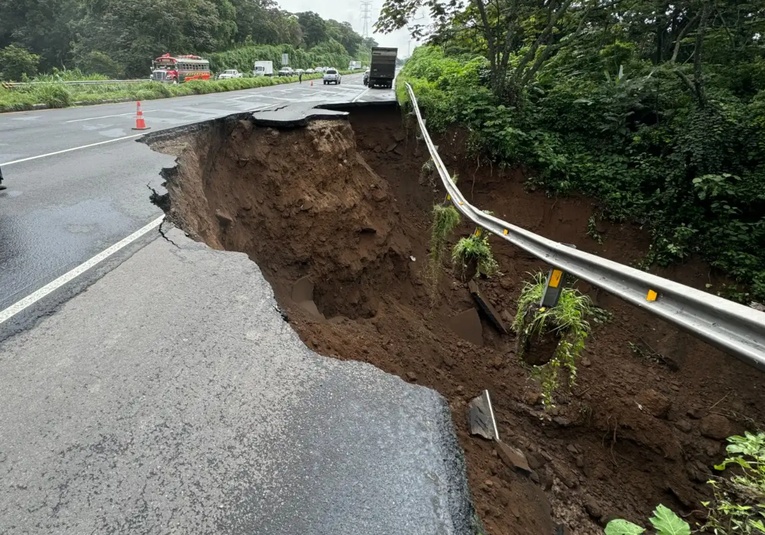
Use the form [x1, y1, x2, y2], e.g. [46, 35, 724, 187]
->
[145, 104, 765, 535]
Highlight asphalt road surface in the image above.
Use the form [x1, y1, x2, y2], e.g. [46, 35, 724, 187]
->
[0, 73, 393, 316]
[0, 228, 473, 534]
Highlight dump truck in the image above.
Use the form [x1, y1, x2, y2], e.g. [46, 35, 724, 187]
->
[368, 47, 397, 89]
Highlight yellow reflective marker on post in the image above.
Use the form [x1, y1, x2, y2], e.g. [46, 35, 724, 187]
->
[473, 228, 482, 238]
[503, 229, 509, 235]
[646, 289, 658, 302]
[549, 269, 563, 288]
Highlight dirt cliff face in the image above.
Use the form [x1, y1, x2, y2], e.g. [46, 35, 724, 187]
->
[154, 116, 414, 320]
[148, 105, 765, 535]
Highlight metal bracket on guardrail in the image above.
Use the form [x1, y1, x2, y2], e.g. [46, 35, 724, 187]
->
[405, 81, 765, 371]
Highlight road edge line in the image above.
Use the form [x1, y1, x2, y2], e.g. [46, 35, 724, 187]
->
[0, 215, 164, 325]
[1, 134, 144, 166]
[351, 88, 370, 103]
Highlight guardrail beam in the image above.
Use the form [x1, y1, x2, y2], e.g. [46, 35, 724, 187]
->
[404, 82, 765, 371]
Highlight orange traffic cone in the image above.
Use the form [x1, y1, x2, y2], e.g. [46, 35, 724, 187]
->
[132, 101, 150, 131]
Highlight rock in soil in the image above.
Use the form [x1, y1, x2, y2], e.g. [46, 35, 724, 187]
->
[636, 388, 672, 419]
[497, 441, 532, 474]
[700, 414, 732, 440]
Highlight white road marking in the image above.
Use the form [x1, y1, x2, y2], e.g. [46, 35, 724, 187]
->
[0, 135, 143, 166]
[65, 112, 134, 123]
[0, 216, 164, 326]
[352, 88, 371, 103]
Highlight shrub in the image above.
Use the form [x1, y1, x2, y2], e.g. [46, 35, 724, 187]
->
[705, 431, 765, 534]
[37, 85, 71, 108]
[605, 504, 690, 535]
[0, 45, 40, 81]
[429, 204, 461, 302]
[452, 233, 499, 281]
[513, 273, 592, 408]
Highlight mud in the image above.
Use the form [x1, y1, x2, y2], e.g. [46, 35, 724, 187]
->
[147, 104, 765, 534]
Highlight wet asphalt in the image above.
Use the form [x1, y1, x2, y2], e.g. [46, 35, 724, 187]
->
[0, 228, 473, 534]
[0, 74, 394, 313]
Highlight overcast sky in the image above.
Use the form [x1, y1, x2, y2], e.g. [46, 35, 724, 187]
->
[276, 0, 419, 57]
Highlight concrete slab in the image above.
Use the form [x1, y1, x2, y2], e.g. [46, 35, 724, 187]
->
[251, 103, 348, 128]
[0, 230, 473, 534]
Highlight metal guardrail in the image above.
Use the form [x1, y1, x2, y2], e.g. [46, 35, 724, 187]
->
[404, 82, 765, 371]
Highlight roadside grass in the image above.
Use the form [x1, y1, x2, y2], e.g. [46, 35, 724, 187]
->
[0, 72, 343, 112]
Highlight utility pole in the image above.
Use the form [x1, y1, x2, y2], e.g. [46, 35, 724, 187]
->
[361, 1, 372, 38]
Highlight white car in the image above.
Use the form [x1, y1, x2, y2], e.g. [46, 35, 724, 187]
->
[323, 69, 342, 85]
[305, 68, 315, 74]
[278, 67, 294, 76]
[218, 69, 243, 79]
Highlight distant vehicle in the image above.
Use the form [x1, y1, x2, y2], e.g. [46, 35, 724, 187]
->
[305, 68, 315, 74]
[349, 60, 362, 70]
[278, 67, 294, 76]
[314, 67, 324, 73]
[253, 61, 274, 76]
[151, 53, 211, 83]
[323, 69, 342, 85]
[218, 69, 243, 80]
[363, 69, 370, 86]
[368, 47, 397, 89]
[295, 69, 305, 75]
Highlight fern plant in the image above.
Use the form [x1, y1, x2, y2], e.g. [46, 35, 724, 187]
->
[452, 233, 498, 281]
[512, 272, 592, 408]
[428, 204, 461, 302]
[605, 504, 690, 535]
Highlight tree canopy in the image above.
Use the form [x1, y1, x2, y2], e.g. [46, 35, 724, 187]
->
[0, 0, 372, 78]
[387, 0, 765, 301]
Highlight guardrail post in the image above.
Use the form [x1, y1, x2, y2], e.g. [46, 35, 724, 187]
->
[539, 244, 577, 309]
[539, 268, 567, 308]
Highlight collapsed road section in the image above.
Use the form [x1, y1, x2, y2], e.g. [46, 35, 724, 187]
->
[144, 102, 765, 534]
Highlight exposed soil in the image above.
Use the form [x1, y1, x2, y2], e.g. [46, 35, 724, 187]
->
[147, 104, 765, 534]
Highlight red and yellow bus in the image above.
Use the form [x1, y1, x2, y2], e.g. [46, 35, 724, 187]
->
[151, 53, 211, 83]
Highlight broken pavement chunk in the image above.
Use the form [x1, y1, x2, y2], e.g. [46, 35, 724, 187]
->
[467, 390, 499, 441]
[215, 209, 234, 226]
[496, 441, 531, 474]
[468, 280, 508, 334]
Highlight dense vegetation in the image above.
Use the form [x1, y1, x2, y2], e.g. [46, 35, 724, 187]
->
[383, 0, 765, 302]
[0, 0, 375, 79]
[0, 73, 325, 113]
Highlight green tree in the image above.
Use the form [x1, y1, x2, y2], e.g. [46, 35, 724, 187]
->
[0, 0, 78, 70]
[296, 11, 327, 48]
[0, 44, 40, 80]
[377, 0, 592, 98]
[326, 19, 363, 56]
